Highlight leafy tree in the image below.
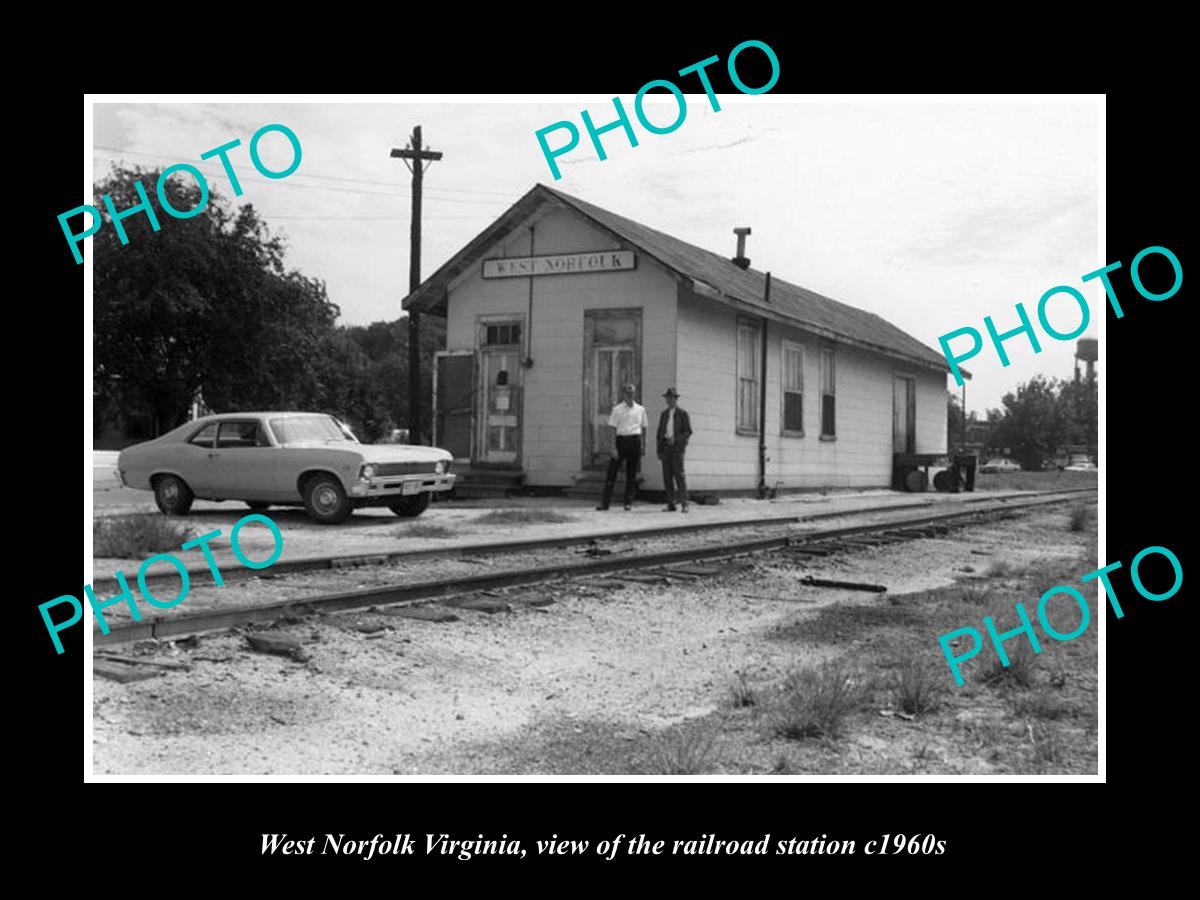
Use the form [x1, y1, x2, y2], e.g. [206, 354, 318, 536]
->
[947, 393, 966, 451]
[94, 164, 449, 445]
[986, 374, 1098, 469]
[96, 166, 353, 435]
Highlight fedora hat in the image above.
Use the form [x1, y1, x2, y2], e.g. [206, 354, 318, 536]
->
[662, 387, 680, 398]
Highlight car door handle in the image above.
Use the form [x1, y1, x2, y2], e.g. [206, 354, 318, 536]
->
[208, 452, 218, 458]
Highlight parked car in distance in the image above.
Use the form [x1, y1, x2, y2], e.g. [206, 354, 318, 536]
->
[978, 458, 1022, 474]
[1064, 460, 1098, 472]
[117, 412, 456, 524]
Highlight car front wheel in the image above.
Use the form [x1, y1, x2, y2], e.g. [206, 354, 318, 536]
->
[303, 475, 352, 524]
[389, 492, 430, 518]
[154, 475, 194, 516]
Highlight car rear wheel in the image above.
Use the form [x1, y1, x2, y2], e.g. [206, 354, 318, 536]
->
[154, 475, 194, 516]
[245, 501, 271, 511]
[389, 492, 430, 518]
[302, 475, 352, 525]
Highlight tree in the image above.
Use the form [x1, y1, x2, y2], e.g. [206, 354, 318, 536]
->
[94, 166, 350, 434]
[947, 393, 966, 451]
[1058, 376, 1098, 459]
[94, 164, 450, 445]
[986, 374, 1098, 470]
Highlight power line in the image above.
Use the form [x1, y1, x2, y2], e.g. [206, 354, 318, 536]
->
[92, 145, 512, 203]
[266, 214, 496, 221]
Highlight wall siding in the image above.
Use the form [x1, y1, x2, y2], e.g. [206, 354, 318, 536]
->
[445, 207, 677, 486]
[675, 285, 949, 491]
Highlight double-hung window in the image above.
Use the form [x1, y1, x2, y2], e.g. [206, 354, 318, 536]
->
[736, 320, 761, 433]
[782, 342, 804, 435]
[820, 346, 836, 438]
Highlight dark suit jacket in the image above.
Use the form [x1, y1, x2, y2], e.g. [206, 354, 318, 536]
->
[656, 406, 692, 455]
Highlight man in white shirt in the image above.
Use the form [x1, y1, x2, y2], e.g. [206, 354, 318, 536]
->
[598, 383, 648, 510]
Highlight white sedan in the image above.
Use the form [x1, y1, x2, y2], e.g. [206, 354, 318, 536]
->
[117, 412, 455, 524]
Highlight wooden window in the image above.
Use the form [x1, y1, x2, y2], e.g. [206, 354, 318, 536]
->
[736, 320, 760, 433]
[782, 341, 804, 435]
[820, 346, 836, 438]
[484, 323, 521, 346]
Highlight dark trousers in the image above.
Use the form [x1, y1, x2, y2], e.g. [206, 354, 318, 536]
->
[601, 435, 641, 507]
[661, 443, 688, 506]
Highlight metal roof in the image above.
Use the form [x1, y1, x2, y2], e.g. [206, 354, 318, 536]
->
[403, 184, 954, 374]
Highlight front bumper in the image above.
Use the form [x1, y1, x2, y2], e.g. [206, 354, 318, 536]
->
[348, 473, 457, 498]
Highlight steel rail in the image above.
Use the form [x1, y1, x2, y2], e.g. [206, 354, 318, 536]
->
[92, 487, 1097, 592]
[95, 491, 1095, 646]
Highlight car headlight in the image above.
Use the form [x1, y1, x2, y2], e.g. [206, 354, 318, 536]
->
[360, 464, 376, 479]
[434, 461, 446, 475]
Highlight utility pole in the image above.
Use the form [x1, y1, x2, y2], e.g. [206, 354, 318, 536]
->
[391, 125, 443, 444]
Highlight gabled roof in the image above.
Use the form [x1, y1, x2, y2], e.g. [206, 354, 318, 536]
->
[404, 184, 954, 374]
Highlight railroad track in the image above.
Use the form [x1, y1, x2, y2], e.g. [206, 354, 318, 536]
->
[94, 486, 1099, 592]
[95, 489, 1095, 646]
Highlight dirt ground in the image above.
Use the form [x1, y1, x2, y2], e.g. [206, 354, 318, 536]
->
[91, 500, 1098, 776]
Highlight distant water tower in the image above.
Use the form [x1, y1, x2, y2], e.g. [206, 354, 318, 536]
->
[1075, 338, 1098, 382]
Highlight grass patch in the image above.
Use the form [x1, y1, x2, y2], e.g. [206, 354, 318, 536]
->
[727, 672, 758, 708]
[986, 559, 1021, 578]
[981, 642, 1038, 689]
[960, 582, 994, 606]
[771, 753, 795, 775]
[474, 509, 575, 526]
[891, 653, 944, 716]
[399, 523, 457, 539]
[766, 660, 869, 740]
[94, 514, 193, 558]
[772, 601, 926, 644]
[645, 728, 718, 775]
[1068, 505, 1091, 532]
[1028, 723, 1065, 772]
[1013, 691, 1072, 720]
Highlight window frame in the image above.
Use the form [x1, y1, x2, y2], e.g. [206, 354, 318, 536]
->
[735, 317, 761, 436]
[216, 420, 267, 449]
[819, 344, 837, 440]
[781, 339, 805, 438]
[187, 422, 219, 448]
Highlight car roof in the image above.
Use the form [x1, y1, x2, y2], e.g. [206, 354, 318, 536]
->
[194, 412, 338, 422]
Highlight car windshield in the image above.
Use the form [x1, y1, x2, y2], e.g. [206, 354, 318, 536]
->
[269, 415, 355, 445]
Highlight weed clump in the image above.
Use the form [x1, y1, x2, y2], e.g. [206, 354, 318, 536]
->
[1068, 505, 1091, 532]
[1013, 691, 1071, 720]
[399, 523, 457, 539]
[768, 660, 868, 740]
[982, 642, 1038, 689]
[475, 509, 574, 526]
[892, 654, 944, 716]
[94, 515, 193, 558]
[647, 728, 717, 775]
[728, 672, 757, 708]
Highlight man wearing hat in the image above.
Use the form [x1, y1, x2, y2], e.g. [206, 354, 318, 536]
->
[657, 388, 692, 512]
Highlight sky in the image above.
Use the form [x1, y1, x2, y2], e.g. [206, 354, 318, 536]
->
[92, 97, 1100, 414]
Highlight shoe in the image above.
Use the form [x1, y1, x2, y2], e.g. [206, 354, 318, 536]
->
[663, 505, 677, 512]
[681, 504, 689, 513]
[623, 503, 631, 510]
[595, 505, 609, 511]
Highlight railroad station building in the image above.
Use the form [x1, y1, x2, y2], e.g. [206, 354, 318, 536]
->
[402, 185, 952, 496]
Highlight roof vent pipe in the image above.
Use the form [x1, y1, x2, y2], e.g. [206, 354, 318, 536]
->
[733, 227, 751, 269]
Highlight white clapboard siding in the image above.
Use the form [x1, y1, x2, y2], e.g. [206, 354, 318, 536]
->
[446, 207, 677, 486]
[675, 286, 949, 491]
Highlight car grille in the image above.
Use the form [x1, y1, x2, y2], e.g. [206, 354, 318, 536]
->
[373, 462, 438, 477]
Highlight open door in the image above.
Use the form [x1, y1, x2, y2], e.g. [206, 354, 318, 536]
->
[435, 351, 473, 460]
